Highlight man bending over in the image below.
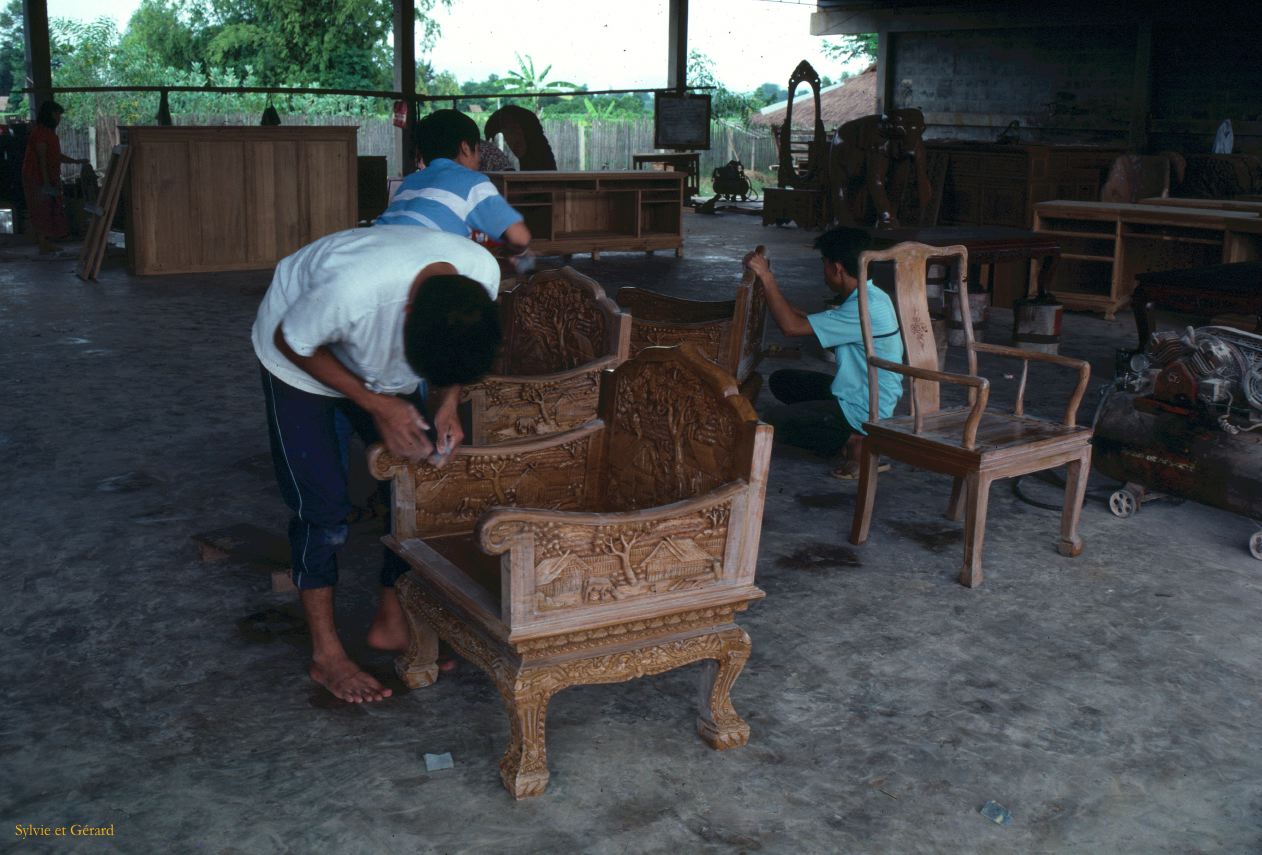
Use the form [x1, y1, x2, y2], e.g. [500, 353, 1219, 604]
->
[743, 227, 904, 478]
[253, 226, 502, 702]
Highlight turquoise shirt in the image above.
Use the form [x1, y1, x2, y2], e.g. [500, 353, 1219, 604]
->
[806, 282, 904, 434]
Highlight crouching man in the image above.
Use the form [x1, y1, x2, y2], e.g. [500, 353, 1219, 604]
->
[252, 226, 502, 702]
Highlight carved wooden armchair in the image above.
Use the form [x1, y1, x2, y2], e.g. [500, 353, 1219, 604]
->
[371, 344, 772, 798]
[462, 267, 631, 444]
[614, 266, 767, 391]
[848, 243, 1093, 587]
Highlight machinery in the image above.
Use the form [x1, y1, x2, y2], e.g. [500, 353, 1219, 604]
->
[1094, 325, 1262, 558]
[711, 159, 753, 201]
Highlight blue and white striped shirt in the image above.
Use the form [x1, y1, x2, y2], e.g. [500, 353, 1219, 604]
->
[375, 158, 523, 239]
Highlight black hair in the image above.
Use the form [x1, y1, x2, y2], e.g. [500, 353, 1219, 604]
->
[414, 109, 480, 164]
[36, 101, 65, 129]
[403, 274, 502, 387]
[813, 227, 872, 277]
[485, 105, 557, 170]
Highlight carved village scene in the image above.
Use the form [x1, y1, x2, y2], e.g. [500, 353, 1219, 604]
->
[4, 0, 1262, 850]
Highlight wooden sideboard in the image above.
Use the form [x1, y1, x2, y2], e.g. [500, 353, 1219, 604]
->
[1034, 200, 1262, 318]
[486, 171, 685, 259]
[123, 126, 357, 275]
[929, 142, 1126, 229]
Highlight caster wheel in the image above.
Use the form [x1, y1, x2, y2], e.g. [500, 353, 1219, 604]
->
[1250, 531, 1262, 561]
[1109, 488, 1139, 518]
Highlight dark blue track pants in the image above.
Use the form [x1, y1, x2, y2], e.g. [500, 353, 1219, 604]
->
[260, 364, 426, 590]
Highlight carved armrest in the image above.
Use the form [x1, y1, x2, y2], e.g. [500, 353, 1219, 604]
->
[475, 482, 758, 635]
[462, 357, 619, 444]
[968, 342, 1091, 425]
[368, 421, 605, 539]
[868, 355, 991, 449]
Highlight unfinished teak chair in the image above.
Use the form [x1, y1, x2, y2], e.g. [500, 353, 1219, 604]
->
[462, 267, 631, 444]
[614, 265, 767, 392]
[370, 344, 771, 798]
[848, 243, 1093, 587]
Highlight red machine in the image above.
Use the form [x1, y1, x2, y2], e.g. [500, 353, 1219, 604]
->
[1093, 325, 1262, 559]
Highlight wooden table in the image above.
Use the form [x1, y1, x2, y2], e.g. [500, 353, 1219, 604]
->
[486, 171, 685, 259]
[123, 125, 357, 275]
[1139, 197, 1262, 215]
[865, 225, 1061, 305]
[631, 152, 700, 199]
[1131, 261, 1262, 350]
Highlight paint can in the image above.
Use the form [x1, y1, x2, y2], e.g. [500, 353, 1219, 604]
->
[946, 290, 989, 347]
[1012, 295, 1063, 355]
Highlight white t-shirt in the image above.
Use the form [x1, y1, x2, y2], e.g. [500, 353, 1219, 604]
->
[252, 226, 500, 397]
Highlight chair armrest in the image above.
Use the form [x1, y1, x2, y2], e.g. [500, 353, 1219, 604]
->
[475, 482, 752, 634]
[368, 421, 605, 539]
[968, 342, 1091, 425]
[868, 356, 991, 449]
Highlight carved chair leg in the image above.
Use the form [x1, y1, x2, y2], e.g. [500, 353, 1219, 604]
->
[1057, 449, 1092, 557]
[499, 674, 555, 800]
[946, 476, 966, 521]
[849, 442, 881, 545]
[959, 471, 992, 588]
[394, 599, 440, 689]
[696, 628, 752, 750]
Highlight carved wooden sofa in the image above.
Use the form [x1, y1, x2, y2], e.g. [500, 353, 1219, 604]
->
[370, 345, 771, 798]
[614, 267, 767, 393]
[462, 267, 631, 444]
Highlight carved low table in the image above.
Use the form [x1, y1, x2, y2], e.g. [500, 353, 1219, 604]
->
[615, 266, 767, 395]
[372, 345, 771, 798]
[463, 267, 630, 444]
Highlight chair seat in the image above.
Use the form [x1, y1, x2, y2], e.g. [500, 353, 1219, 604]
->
[868, 407, 1092, 473]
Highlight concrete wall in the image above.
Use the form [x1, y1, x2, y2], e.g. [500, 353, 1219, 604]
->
[1149, 25, 1262, 154]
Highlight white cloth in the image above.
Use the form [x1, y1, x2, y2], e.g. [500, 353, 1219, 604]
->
[252, 226, 500, 397]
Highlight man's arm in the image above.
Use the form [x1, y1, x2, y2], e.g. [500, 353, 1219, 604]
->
[501, 221, 532, 251]
[742, 251, 814, 337]
[427, 383, 464, 463]
[273, 324, 434, 461]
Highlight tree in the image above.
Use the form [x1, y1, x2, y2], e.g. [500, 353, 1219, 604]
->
[686, 50, 751, 121]
[0, 0, 25, 111]
[821, 34, 878, 66]
[502, 52, 576, 110]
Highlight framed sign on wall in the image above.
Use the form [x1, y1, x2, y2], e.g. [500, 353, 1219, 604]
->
[654, 91, 712, 151]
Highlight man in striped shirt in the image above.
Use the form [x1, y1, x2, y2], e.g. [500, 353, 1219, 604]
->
[376, 109, 532, 251]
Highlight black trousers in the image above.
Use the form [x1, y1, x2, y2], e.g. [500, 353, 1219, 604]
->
[762, 369, 858, 458]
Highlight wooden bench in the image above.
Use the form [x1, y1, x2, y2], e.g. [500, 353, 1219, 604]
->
[614, 267, 767, 391]
[462, 267, 630, 444]
[371, 344, 771, 798]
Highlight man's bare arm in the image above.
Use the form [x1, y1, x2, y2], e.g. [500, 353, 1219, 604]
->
[273, 324, 434, 460]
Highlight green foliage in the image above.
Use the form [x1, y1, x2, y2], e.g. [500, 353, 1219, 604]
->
[687, 50, 752, 121]
[0, 0, 25, 111]
[820, 34, 878, 67]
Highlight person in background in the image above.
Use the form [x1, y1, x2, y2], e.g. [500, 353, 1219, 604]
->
[743, 227, 904, 479]
[376, 109, 530, 253]
[22, 101, 89, 253]
[484, 105, 557, 171]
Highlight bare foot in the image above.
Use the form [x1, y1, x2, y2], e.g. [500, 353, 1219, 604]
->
[309, 654, 392, 703]
[366, 588, 409, 652]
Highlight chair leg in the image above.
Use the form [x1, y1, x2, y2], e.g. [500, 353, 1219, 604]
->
[499, 669, 556, 800]
[696, 628, 752, 751]
[959, 472, 992, 588]
[849, 442, 881, 545]
[1057, 449, 1092, 557]
[394, 601, 440, 689]
[946, 476, 966, 521]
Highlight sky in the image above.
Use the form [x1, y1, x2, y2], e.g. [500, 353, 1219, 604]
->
[45, 0, 860, 94]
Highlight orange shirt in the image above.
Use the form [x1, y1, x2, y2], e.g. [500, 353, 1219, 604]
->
[22, 124, 61, 183]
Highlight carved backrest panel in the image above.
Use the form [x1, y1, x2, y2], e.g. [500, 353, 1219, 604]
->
[498, 267, 625, 376]
[857, 243, 970, 419]
[598, 345, 760, 512]
[731, 276, 768, 383]
[465, 363, 607, 444]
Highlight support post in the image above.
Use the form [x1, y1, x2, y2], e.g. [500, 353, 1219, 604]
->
[875, 28, 891, 113]
[668, 0, 689, 93]
[393, 0, 417, 175]
[22, 0, 51, 119]
[1129, 19, 1153, 151]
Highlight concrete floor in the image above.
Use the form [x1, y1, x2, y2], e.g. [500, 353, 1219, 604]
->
[2, 212, 1260, 854]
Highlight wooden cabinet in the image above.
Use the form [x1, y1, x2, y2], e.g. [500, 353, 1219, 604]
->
[123, 126, 357, 275]
[1034, 200, 1262, 318]
[486, 171, 685, 258]
[929, 142, 1125, 229]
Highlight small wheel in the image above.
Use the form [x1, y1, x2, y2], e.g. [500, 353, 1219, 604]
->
[1250, 531, 1262, 560]
[1109, 488, 1139, 518]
